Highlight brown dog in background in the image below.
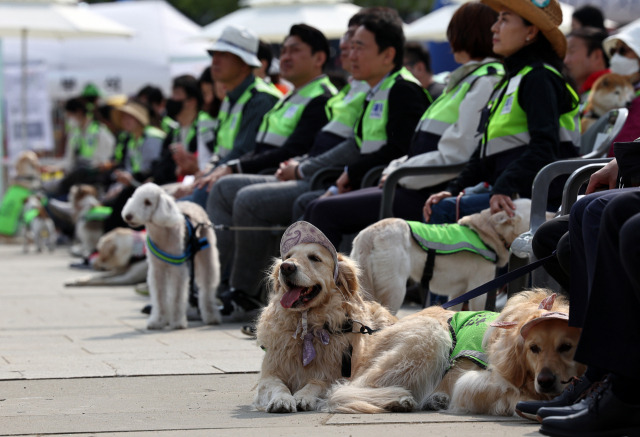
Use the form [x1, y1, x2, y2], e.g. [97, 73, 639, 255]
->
[581, 73, 634, 133]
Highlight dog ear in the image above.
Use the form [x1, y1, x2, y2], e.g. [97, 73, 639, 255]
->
[490, 330, 529, 389]
[335, 254, 360, 299]
[151, 191, 183, 227]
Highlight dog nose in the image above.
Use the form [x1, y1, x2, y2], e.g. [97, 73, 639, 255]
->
[280, 261, 297, 277]
[124, 213, 133, 221]
[537, 368, 556, 391]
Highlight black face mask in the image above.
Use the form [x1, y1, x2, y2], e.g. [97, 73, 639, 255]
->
[165, 99, 184, 119]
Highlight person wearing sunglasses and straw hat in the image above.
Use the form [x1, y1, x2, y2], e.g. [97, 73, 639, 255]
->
[424, 0, 581, 224]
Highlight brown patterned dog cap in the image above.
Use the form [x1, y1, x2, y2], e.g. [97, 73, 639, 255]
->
[280, 221, 339, 280]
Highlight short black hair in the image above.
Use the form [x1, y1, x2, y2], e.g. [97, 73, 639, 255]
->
[172, 74, 203, 109]
[348, 9, 369, 28]
[64, 97, 87, 114]
[257, 40, 273, 73]
[198, 66, 213, 85]
[572, 5, 605, 30]
[288, 24, 330, 69]
[136, 85, 164, 106]
[567, 26, 610, 67]
[404, 42, 433, 74]
[360, 7, 405, 70]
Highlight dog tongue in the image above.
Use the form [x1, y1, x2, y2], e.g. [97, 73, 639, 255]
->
[281, 287, 304, 308]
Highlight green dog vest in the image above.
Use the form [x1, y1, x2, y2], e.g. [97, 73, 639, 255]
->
[448, 311, 499, 369]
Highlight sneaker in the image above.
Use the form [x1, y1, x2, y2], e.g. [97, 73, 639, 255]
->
[515, 375, 592, 421]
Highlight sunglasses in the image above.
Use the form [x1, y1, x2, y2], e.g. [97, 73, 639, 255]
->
[610, 45, 632, 57]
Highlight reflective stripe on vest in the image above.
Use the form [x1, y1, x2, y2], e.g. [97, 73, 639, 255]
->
[417, 62, 504, 137]
[257, 75, 337, 147]
[75, 120, 102, 158]
[216, 77, 282, 156]
[322, 80, 369, 139]
[407, 220, 497, 263]
[448, 311, 500, 369]
[482, 64, 580, 158]
[356, 67, 423, 154]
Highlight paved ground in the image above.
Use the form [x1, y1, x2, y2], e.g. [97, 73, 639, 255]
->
[0, 244, 544, 436]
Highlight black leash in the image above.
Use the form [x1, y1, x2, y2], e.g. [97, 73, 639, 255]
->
[441, 252, 556, 309]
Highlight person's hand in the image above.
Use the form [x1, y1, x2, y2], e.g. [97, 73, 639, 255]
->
[195, 165, 232, 192]
[114, 169, 134, 186]
[336, 171, 352, 194]
[423, 191, 452, 222]
[275, 159, 299, 181]
[489, 194, 516, 216]
[586, 158, 618, 194]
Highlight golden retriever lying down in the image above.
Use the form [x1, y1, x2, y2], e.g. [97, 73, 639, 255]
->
[351, 198, 532, 314]
[254, 221, 397, 413]
[326, 289, 585, 416]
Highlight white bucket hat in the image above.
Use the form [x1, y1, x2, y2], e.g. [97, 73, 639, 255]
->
[208, 25, 261, 68]
[603, 19, 640, 59]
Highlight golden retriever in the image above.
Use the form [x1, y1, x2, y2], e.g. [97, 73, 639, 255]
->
[254, 221, 397, 413]
[13, 150, 41, 190]
[326, 289, 585, 416]
[581, 73, 634, 133]
[351, 198, 532, 314]
[65, 227, 148, 286]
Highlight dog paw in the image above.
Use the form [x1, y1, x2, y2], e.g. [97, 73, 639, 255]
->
[267, 394, 297, 413]
[146, 318, 168, 330]
[423, 392, 450, 411]
[201, 307, 222, 325]
[294, 394, 318, 411]
[388, 395, 416, 412]
[169, 318, 188, 330]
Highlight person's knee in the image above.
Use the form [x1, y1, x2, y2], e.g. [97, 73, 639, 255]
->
[429, 198, 456, 224]
[532, 217, 568, 258]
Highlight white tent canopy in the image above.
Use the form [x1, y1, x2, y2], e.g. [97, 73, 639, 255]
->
[200, 0, 361, 43]
[406, 1, 574, 42]
[1, 0, 211, 99]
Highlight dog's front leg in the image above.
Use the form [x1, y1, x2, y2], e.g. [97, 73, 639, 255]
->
[293, 381, 326, 411]
[147, 265, 169, 330]
[255, 376, 297, 413]
[449, 369, 519, 416]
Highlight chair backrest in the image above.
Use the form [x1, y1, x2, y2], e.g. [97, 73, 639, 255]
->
[580, 107, 629, 158]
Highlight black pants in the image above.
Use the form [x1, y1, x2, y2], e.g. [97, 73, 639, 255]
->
[532, 215, 571, 291]
[572, 189, 640, 378]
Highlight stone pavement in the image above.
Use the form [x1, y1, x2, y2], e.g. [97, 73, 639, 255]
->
[0, 244, 543, 436]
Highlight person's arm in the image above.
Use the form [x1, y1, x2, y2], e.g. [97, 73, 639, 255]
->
[297, 137, 361, 179]
[393, 75, 500, 190]
[347, 81, 429, 187]
[234, 95, 329, 174]
[492, 67, 566, 197]
[219, 93, 279, 164]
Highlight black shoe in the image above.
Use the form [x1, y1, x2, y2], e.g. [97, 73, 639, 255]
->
[516, 375, 591, 421]
[540, 377, 640, 437]
[241, 324, 257, 338]
[218, 289, 262, 322]
[536, 377, 609, 421]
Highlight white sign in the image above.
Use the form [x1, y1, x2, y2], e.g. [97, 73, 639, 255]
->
[4, 62, 54, 158]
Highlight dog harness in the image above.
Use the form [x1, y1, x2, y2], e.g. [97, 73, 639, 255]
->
[448, 311, 499, 369]
[84, 206, 113, 222]
[407, 221, 497, 307]
[146, 215, 209, 265]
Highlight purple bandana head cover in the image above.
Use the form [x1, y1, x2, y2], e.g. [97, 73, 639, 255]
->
[280, 221, 339, 280]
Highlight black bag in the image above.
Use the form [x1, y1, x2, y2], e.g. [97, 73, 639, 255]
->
[614, 138, 640, 187]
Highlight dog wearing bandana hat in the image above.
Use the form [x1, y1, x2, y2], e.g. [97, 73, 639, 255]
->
[325, 288, 585, 416]
[253, 221, 397, 413]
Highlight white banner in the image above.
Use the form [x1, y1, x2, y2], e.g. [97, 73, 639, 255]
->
[4, 62, 54, 159]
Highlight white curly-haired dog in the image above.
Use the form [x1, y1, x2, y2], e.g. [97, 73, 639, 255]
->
[122, 183, 221, 329]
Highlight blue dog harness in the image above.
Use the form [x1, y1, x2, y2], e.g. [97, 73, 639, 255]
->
[146, 215, 210, 265]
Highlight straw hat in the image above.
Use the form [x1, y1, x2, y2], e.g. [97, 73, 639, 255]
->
[480, 0, 567, 58]
[117, 101, 149, 127]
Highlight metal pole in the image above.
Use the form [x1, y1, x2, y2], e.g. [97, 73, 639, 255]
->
[21, 28, 27, 151]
